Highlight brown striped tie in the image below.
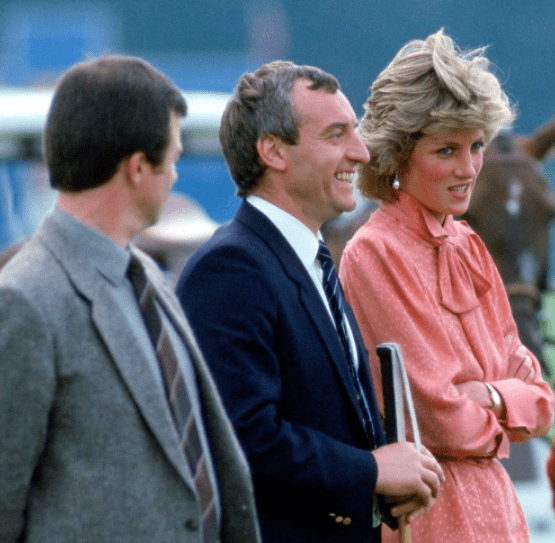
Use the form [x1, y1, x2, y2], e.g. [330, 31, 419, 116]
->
[128, 255, 218, 542]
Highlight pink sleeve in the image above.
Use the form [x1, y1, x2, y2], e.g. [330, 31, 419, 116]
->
[483, 251, 554, 441]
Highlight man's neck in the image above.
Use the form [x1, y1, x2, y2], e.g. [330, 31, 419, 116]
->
[56, 188, 139, 248]
[250, 188, 322, 235]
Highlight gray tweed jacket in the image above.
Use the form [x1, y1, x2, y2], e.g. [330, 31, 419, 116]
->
[0, 213, 260, 543]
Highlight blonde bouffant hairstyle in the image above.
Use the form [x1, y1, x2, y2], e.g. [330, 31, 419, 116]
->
[357, 29, 515, 202]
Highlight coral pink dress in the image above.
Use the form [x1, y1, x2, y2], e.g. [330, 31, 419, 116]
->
[339, 191, 554, 543]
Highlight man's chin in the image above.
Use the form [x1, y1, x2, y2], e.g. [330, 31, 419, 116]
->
[323, 205, 356, 225]
[341, 199, 358, 215]
[142, 208, 163, 232]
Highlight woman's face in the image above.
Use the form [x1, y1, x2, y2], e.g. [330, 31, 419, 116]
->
[399, 127, 485, 224]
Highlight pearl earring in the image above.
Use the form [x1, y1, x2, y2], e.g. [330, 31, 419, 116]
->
[392, 177, 400, 190]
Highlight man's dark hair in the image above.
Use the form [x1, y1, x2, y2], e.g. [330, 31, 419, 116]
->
[44, 55, 187, 192]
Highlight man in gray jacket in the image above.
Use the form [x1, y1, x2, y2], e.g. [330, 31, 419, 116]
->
[0, 55, 260, 543]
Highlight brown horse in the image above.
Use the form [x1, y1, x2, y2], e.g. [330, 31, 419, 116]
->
[322, 118, 555, 374]
[461, 122, 555, 372]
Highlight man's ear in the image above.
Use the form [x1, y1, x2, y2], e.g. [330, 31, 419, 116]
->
[123, 151, 147, 187]
[256, 135, 288, 171]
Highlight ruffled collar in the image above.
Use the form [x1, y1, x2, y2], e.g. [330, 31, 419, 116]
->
[379, 191, 491, 314]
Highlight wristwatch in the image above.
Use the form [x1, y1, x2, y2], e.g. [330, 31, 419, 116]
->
[484, 382, 502, 414]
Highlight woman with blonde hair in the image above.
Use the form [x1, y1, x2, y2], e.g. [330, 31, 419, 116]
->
[339, 29, 554, 542]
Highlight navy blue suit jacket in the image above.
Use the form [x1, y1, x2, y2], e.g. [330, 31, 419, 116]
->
[177, 201, 387, 543]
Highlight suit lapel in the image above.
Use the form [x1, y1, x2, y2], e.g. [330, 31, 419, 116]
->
[36, 218, 193, 486]
[236, 202, 371, 432]
[93, 288, 195, 483]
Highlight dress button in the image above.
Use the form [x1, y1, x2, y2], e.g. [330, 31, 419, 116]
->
[185, 519, 200, 531]
[343, 517, 352, 526]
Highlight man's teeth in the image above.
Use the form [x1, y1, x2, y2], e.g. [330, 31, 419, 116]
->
[450, 185, 467, 193]
[335, 173, 354, 182]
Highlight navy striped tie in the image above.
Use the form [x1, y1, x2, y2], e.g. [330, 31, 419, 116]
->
[128, 255, 218, 542]
[316, 241, 376, 443]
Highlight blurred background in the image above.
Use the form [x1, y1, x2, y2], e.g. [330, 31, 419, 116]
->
[1, 0, 555, 225]
[2, 0, 554, 132]
[1, 0, 555, 540]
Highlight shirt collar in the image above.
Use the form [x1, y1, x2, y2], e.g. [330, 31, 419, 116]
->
[52, 206, 131, 286]
[246, 195, 320, 270]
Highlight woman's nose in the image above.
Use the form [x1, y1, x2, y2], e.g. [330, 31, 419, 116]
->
[455, 149, 481, 177]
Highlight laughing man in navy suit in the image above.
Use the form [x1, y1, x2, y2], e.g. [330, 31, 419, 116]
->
[176, 61, 444, 543]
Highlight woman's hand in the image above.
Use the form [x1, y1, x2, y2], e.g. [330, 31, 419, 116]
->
[505, 335, 536, 382]
[509, 345, 536, 382]
[454, 381, 490, 408]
